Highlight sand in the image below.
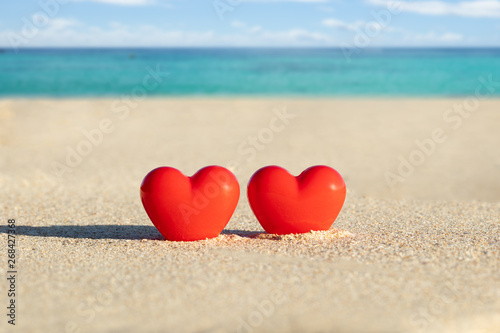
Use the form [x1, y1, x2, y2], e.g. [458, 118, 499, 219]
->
[0, 98, 499, 333]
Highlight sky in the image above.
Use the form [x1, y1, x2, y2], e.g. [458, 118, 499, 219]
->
[0, 0, 499, 48]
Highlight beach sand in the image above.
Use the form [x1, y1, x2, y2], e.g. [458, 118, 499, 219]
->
[0, 98, 499, 332]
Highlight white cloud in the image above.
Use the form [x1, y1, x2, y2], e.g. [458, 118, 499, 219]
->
[231, 20, 263, 33]
[413, 31, 463, 42]
[323, 18, 392, 32]
[75, 0, 328, 4]
[440, 32, 463, 41]
[231, 20, 246, 28]
[322, 18, 365, 31]
[0, 19, 333, 47]
[243, 0, 328, 2]
[0, 16, 468, 47]
[249, 26, 262, 33]
[281, 28, 332, 42]
[73, 0, 155, 5]
[228, 20, 331, 43]
[45, 18, 80, 30]
[318, 6, 335, 12]
[368, 0, 500, 18]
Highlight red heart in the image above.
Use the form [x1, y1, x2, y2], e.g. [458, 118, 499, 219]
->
[247, 165, 346, 235]
[140, 166, 240, 241]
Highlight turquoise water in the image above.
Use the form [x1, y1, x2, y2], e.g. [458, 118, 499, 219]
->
[0, 48, 500, 96]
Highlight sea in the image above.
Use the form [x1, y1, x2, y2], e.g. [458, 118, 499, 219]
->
[1, 48, 500, 97]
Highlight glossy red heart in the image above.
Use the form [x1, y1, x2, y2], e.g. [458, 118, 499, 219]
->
[247, 165, 346, 235]
[140, 166, 239, 241]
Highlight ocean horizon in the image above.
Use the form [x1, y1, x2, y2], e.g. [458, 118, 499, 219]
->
[1, 47, 500, 97]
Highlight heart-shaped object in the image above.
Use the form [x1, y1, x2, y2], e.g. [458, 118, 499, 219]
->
[140, 166, 239, 241]
[248, 165, 346, 235]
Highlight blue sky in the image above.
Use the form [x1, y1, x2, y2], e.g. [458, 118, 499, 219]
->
[0, 0, 499, 47]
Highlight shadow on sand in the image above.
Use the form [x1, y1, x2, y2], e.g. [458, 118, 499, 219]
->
[0, 225, 262, 240]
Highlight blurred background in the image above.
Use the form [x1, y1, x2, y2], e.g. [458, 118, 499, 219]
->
[1, 0, 500, 97]
[1, 0, 500, 202]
